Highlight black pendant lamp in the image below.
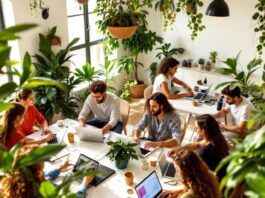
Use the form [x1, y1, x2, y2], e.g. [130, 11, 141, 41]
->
[206, 0, 229, 17]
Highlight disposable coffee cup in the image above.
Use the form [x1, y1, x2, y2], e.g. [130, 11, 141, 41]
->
[67, 132, 74, 143]
[141, 159, 149, 170]
[125, 171, 134, 186]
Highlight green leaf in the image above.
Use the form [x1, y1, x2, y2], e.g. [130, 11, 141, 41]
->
[14, 145, 65, 168]
[22, 77, 65, 90]
[0, 82, 17, 99]
[20, 52, 32, 86]
[2, 24, 37, 34]
[39, 181, 57, 198]
[0, 102, 14, 113]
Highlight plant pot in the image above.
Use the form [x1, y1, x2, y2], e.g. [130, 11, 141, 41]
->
[107, 26, 138, 39]
[77, 0, 88, 4]
[130, 81, 147, 98]
[115, 159, 128, 169]
[50, 37, 60, 46]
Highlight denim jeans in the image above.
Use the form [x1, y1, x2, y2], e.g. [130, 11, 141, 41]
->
[86, 118, 123, 134]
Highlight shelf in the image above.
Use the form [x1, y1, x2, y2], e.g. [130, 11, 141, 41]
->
[179, 66, 228, 77]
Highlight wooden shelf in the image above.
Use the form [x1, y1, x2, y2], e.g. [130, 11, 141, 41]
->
[179, 66, 227, 77]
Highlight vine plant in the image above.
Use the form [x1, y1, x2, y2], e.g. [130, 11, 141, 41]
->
[252, 0, 265, 56]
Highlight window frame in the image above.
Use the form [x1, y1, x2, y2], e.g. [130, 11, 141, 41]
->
[67, 3, 103, 64]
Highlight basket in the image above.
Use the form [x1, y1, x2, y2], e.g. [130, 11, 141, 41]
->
[107, 26, 138, 39]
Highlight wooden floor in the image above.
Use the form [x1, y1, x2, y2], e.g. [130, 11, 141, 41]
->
[127, 98, 196, 144]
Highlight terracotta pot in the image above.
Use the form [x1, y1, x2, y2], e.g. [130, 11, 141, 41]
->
[107, 26, 138, 39]
[50, 37, 60, 46]
[130, 81, 147, 98]
[77, 0, 88, 4]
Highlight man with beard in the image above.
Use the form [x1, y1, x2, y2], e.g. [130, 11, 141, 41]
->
[132, 92, 182, 149]
[78, 80, 122, 134]
[214, 85, 255, 138]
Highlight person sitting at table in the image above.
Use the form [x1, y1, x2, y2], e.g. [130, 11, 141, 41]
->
[0, 103, 55, 150]
[162, 148, 221, 198]
[78, 80, 122, 134]
[214, 85, 255, 138]
[132, 92, 182, 148]
[152, 57, 193, 99]
[16, 88, 50, 136]
[167, 114, 229, 180]
[0, 146, 94, 198]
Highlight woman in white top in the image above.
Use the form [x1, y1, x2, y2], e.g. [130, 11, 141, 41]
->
[153, 57, 193, 99]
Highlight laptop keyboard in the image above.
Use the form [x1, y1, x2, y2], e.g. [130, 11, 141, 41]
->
[165, 163, 176, 177]
[194, 92, 204, 100]
[47, 135, 58, 144]
[140, 147, 151, 155]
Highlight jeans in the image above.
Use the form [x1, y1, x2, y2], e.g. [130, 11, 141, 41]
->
[86, 118, 123, 134]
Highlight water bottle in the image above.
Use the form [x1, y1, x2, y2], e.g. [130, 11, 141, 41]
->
[217, 96, 224, 111]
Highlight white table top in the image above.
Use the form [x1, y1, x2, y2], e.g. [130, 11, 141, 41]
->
[29, 119, 178, 198]
[169, 96, 218, 116]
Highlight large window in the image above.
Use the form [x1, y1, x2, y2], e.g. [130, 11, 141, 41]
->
[66, 0, 104, 72]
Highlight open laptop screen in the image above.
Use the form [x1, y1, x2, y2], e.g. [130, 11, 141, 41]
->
[73, 154, 99, 172]
[135, 171, 162, 198]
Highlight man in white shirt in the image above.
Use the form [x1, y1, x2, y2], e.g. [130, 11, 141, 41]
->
[214, 85, 255, 138]
[78, 80, 122, 134]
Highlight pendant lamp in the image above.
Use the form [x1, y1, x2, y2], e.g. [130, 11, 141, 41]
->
[205, 0, 229, 17]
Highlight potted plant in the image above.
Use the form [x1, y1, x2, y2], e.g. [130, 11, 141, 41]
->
[106, 140, 138, 169]
[33, 32, 81, 123]
[47, 26, 61, 46]
[198, 58, 205, 70]
[209, 51, 218, 66]
[96, 0, 148, 39]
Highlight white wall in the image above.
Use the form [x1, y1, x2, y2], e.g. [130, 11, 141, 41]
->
[138, 0, 265, 84]
[11, 0, 69, 56]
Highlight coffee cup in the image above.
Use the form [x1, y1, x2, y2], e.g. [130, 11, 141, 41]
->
[67, 132, 74, 143]
[149, 157, 157, 167]
[125, 171, 134, 186]
[57, 120, 64, 127]
[192, 100, 198, 106]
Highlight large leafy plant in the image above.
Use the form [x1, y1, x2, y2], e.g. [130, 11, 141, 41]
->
[106, 140, 138, 162]
[216, 127, 265, 198]
[33, 34, 81, 123]
[214, 53, 265, 108]
[0, 24, 63, 114]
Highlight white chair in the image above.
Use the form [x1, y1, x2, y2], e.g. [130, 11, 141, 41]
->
[119, 98, 130, 135]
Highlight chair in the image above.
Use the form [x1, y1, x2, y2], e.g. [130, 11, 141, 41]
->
[179, 114, 187, 144]
[119, 98, 130, 135]
[144, 85, 153, 101]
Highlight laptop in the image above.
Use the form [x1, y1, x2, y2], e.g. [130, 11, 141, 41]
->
[135, 171, 163, 198]
[75, 126, 110, 143]
[192, 84, 212, 101]
[112, 134, 155, 158]
[158, 149, 179, 180]
[73, 154, 115, 186]
[47, 132, 65, 145]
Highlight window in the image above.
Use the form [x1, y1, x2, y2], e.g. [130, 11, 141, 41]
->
[66, 0, 104, 72]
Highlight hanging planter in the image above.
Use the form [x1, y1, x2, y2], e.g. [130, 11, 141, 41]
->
[77, 0, 88, 4]
[107, 25, 138, 39]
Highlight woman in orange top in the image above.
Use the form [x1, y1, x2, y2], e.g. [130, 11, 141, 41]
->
[16, 89, 50, 136]
[0, 103, 55, 150]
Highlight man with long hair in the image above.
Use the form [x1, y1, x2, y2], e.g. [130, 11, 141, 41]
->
[132, 92, 183, 148]
[214, 85, 255, 138]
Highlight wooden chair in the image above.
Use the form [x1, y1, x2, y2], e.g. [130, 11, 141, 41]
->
[144, 85, 153, 101]
[120, 98, 130, 135]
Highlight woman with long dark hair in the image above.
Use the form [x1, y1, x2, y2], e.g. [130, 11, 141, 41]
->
[162, 148, 221, 198]
[0, 103, 55, 150]
[153, 57, 193, 99]
[168, 114, 229, 180]
[16, 89, 50, 136]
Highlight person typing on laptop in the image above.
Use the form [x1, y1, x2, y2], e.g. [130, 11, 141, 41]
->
[214, 85, 255, 138]
[132, 93, 183, 149]
[78, 80, 123, 134]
